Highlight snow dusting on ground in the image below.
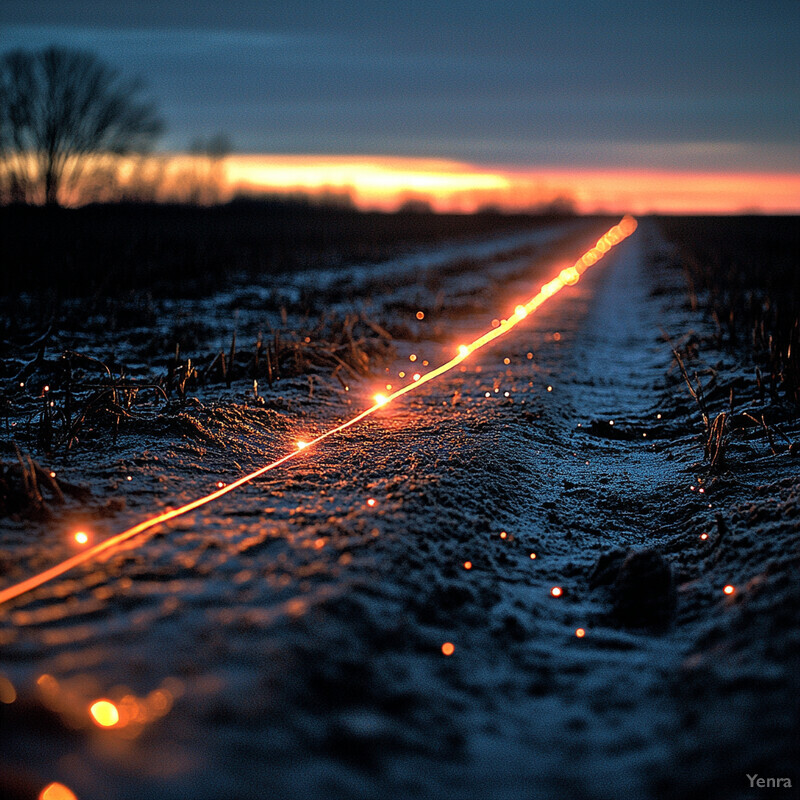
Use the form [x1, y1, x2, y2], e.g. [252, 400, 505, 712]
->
[1, 219, 797, 799]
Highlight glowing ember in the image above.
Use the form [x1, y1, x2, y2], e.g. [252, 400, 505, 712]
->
[500, 531, 508, 539]
[700, 533, 708, 540]
[412, 373, 421, 381]
[464, 561, 472, 570]
[73, 531, 89, 545]
[366, 498, 377, 507]
[441, 642, 455, 656]
[409, 354, 417, 362]
[416, 311, 425, 320]
[723, 584, 736, 596]
[0, 675, 16, 704]
[575, 628, 586, 638]
[529, 553, 537, 559]
[89, 699, 120, 727]
[550, 586, 563, 597]
[0, 217, 637, 607]
[39, 784, 78, 800]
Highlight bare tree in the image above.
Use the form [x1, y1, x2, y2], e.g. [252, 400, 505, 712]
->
[0, 46, 163, 206]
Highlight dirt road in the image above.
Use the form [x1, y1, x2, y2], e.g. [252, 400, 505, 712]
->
[1, 219, 797, 799]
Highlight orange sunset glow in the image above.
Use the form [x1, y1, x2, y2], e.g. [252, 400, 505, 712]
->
[224, 155, 800, 214]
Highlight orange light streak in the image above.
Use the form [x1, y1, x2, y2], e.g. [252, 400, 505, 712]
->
[0, 217, 637, 608]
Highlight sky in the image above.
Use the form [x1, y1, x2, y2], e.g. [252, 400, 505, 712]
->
[2, 1, 799, 212]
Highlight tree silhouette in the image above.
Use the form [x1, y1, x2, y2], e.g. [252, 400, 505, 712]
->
[0, 46, 163, 206]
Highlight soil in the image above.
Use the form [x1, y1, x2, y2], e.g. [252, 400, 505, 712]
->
[0, 216, 797, 800]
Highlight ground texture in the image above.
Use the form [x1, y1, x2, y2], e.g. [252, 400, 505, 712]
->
[1, 217, 798, 800]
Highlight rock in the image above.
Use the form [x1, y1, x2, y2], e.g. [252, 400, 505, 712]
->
[589, 548, 627, 588]
[611, 549, 676, 628]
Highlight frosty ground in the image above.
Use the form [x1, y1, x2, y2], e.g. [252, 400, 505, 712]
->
[1, 217, 797, 800]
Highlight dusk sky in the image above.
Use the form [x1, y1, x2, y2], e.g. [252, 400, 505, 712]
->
[2, 0, 799, 211]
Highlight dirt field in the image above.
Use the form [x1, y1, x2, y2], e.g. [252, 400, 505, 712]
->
[1, 212, 798, 800]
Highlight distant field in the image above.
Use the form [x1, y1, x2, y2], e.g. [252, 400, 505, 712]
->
[0, 203, 580, 297]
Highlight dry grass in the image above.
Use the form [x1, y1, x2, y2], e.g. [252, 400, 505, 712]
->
[0, 447, 90, 519]
[2, 310, 394, 456]
[661, 216, 800, 470]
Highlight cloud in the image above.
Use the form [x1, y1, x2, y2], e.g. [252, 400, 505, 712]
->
[1, 11, 797, 170]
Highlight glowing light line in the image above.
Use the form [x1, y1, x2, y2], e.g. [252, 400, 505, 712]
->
[0, 217, 637, 608]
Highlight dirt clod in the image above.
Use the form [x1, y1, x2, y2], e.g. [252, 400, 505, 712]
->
[589, 548, 627, 588]
[609, 548, 677, 628]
